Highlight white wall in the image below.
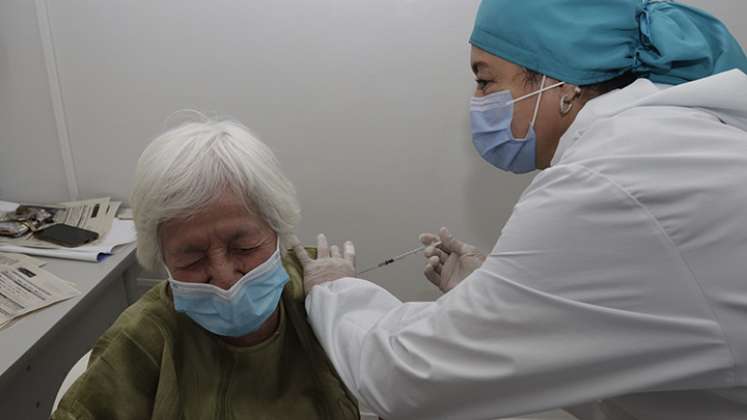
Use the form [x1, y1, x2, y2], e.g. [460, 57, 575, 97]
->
[1, 0, 746, 301]
[687, 0, 747, 42]
[0, 1, 69, 203]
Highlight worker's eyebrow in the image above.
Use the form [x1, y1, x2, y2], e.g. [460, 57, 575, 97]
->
[472, 61, 488, 75]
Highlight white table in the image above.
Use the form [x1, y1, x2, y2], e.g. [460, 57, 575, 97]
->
[0, 244, 138, 420]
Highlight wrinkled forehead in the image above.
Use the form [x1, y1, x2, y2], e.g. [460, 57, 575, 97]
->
[158, 191, 272, 251]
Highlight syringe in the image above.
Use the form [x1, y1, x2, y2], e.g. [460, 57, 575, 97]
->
[358, 241, 441, 275]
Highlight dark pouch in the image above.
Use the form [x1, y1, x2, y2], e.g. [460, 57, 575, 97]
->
[34, 223, 99, 247]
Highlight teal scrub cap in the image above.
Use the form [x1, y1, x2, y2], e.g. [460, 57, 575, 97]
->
[469, 0, 747, 86]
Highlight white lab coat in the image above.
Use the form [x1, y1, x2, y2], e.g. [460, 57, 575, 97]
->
[306, 70, 747, 420]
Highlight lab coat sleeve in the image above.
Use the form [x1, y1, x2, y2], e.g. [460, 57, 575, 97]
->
[306, 164, 735, 420]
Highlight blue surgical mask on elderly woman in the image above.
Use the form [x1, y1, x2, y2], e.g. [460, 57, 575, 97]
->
[168, 239, 288, 337]
[470, 76, 564, 173]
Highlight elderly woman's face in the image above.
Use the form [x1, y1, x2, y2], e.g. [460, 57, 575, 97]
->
[160, 191, 277, 290]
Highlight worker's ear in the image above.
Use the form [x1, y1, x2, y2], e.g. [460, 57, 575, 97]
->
[559, 84, 583, 116]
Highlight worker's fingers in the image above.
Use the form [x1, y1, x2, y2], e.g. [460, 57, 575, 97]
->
[424, 245, 436, 258]
[290, 236, 313, 266]
[343, 241, 356, 265]
[438, 227, 453, 250]
[317, 233, 330, 258]
[419, 232, 440, 246]
[330, 245, 341, 258]
[428, 256, 442, 274]
[450, 236, 472, 255]
[438, 227, 467, 255]
[424, 263, 441, 286]
[425, 245, 449, 264]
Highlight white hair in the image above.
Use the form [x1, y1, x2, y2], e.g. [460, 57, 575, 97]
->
[130, 117, 300, 271]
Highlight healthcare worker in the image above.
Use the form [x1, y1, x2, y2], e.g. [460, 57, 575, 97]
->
[292, 1, 747, 419]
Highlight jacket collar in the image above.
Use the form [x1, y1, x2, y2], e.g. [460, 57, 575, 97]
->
[550, 78, 660, 166]
[550, 69, 747, 166]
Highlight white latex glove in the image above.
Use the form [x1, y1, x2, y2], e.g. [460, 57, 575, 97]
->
[419, 227, 485, 293]
[291, 233, 356, 296]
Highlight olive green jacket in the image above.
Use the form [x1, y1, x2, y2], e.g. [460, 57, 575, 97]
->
[52, 249, 359, 420]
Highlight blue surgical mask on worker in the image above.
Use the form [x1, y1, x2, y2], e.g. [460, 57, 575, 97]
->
[167, 240, 288, 337]
[470, 76, 563, 173]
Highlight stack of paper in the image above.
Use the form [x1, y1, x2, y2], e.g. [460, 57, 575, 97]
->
[0, 253, 80, 329]
[0, 218, 136, 262]
[0, 200, 136, 262]
[0, 198, 118, 248]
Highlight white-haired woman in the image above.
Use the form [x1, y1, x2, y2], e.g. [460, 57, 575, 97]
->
[52, 119, 359, 420]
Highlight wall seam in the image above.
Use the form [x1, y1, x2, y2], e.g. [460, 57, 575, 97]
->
[34, 0, 79, 200]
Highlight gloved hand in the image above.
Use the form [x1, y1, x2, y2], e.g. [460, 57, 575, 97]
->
[419, 227, 485, 293]
[291, 233, 356, 296]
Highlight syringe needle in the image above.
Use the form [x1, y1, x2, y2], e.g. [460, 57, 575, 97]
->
[357, 241, 441, 275]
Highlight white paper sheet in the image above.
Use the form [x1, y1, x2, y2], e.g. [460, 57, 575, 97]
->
[0, 253, 46, 268]
[0, 201, 20, 213]
[0, 262, 80, 327]
[0, 219, 136, 262]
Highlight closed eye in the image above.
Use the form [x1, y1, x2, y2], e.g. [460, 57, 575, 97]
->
[233, 247, 259, 255]
[178, 258, 204, 270]
[475, 79, 491, 91]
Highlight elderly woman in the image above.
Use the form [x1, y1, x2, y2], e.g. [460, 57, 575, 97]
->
[52, 119, 359, 419]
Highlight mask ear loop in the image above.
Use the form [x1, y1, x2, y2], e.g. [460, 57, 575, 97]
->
[529, 75, 547, 128]
[502, 76, 564, 139]
[506, 77, 565, 134]
[508, 79, 565, 104]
